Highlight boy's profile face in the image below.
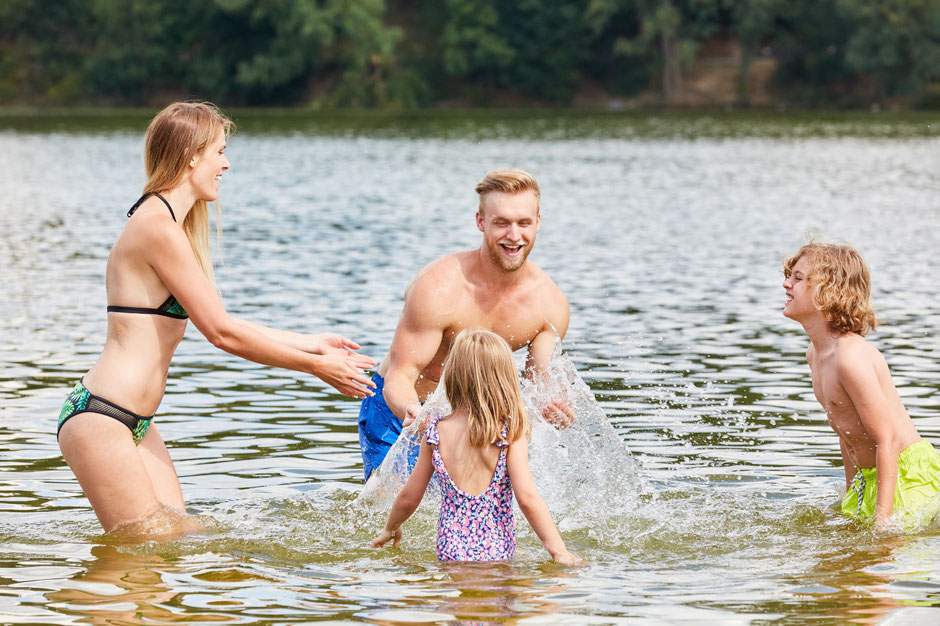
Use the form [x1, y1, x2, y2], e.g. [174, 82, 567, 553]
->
[783, 255, 817, 321]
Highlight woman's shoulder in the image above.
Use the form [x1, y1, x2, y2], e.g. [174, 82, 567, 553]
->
[120, 204, 188, 253]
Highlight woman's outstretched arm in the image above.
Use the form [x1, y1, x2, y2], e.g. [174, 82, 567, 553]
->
[138, 214, 375, 398]
[234, 321, 376, 369]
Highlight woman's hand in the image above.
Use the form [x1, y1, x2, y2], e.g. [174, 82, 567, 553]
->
[371, 526, 403, 549]
[311, 333, 376, 370]
[312, 353, 376, 398]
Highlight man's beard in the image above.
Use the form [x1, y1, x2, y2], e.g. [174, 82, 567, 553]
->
[487, 240, 531, 272]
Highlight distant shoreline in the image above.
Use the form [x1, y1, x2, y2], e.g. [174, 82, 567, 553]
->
[1, 108, 938, 140]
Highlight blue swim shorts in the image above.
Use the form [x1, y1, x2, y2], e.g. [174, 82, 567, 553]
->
[358, 372, 416, 480]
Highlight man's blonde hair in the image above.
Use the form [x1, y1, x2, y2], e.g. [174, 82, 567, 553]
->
[783, 242, 878, 335]
[443, 329, 531, 447]
[475, 168, 540, 214]
[143, 101, 234, 290]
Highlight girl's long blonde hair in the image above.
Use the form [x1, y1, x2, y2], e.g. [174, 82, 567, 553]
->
[443, 329, 531, 447]
[143, 101, 234, 290]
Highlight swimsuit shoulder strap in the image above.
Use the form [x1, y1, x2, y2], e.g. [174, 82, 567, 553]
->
[127, 192, 177, 222]
[495, 421, 510, 448]
[425, 414, 441, 446]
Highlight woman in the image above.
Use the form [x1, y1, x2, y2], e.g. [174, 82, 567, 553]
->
[57, 101, 376, 535]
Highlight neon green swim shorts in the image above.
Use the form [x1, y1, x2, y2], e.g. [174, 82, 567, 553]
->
[841, 440, 940, 526]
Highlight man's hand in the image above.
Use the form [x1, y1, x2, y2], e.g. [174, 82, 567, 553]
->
[542, 397, 576, 429]
[402, 402, 421, 428]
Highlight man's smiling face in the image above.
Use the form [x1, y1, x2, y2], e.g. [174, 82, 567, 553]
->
[476, 189, 540, 272]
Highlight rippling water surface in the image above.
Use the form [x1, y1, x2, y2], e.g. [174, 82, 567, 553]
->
[2, 111, 940, 623]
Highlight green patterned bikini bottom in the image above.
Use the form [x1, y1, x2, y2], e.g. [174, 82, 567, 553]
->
[57, 379, 153, 445]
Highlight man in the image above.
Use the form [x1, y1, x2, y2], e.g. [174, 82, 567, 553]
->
[358, 168, 573, 480]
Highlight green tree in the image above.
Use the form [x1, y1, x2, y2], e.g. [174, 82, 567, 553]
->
[588, 0, 721, 101]
[212, 0, 411, 106]
[730, 0, 782, 106]
[84, 0, 202, 103]
[0, 0, 91, 103]
[410, 0, 586, 104]
[78, 0, 416, 106]
[838, 0, 940, 102]
[321, 0, 413, 107]
[770, 0, 856, 106]
[438, 0, 514, 81]
[494, 0, 586, 101]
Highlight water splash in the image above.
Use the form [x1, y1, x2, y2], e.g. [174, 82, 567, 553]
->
[357, 343, 645, 531]
[103, 504, 219, 545]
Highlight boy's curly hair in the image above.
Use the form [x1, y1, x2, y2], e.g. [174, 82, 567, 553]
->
[783, 242, 877, 336]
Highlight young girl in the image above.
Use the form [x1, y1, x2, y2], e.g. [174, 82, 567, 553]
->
[371, 329, 581, 564]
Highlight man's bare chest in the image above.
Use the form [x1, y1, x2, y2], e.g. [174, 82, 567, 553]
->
[445, 304, 544, 351]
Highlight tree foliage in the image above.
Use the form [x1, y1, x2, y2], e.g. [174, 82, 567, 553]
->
[2, 0, 940, 107]
[839, 0, 940, 99]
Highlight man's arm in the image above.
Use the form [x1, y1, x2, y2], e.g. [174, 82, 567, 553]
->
[837, 348, 900, 526]
[525, 285, 572, 428]
[382, 271, 451, 422]
[524, 285, 569, 376]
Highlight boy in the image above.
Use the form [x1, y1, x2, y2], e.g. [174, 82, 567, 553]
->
[782, 242, 940, 527]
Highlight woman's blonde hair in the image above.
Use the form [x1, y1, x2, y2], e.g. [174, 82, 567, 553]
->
[783, 242, 878, 335]
[143, 101, 234, 289]
[443, 329, 531, 447]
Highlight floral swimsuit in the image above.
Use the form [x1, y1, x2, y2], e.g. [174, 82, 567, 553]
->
[426, 415, 515, 561]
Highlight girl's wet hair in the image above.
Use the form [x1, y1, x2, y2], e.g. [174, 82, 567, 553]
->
[783, 242, 878, 335]
[143, 101, 234, 290]
[442, 329, 531, 447]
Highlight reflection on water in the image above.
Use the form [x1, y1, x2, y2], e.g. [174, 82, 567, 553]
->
[43, 546, 214, 625]
[2, 111, 940, 622]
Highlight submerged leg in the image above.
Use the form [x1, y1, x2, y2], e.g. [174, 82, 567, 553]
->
[59, 412, 165, 531]
[59, 413, 203, 539]
[137, 423, 185, 510]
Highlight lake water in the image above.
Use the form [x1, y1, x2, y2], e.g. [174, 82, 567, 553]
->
[2, 110, 940, 623]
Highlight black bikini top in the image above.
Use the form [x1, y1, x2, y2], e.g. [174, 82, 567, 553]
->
[107, 193, 189, 320]
[128, 191, 176, 221]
